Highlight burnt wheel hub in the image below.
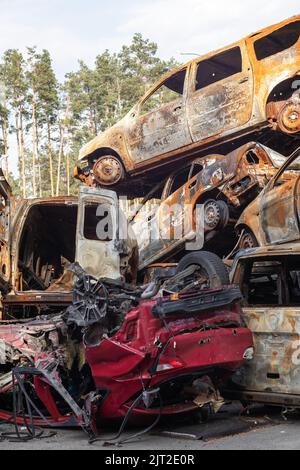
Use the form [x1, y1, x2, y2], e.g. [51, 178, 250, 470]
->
[279, 103, 300, 134]
[240, 231, 257, 250]
[93, 155, 123, 186]
[204, 200, 221, 230]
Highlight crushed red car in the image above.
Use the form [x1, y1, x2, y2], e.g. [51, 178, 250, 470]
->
[0, 267, 253, 436]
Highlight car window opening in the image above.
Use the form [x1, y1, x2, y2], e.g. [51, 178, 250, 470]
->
[241, 256, 300, 307]
[246, 151, 260, 165]
[254, 21, 300, 61]
[84, 202, 113, 241]
[189, 162, 203, 179]
[141, 69, 186, 115]
[18, 204, 78, 292]
[195, 47, 242, 91]
[169, 168, 191, 194]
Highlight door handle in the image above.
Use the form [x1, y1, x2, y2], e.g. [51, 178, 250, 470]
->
[239, 77, 249, 84]
[173, 106, 182, 113]
[188, 181, 197, 190]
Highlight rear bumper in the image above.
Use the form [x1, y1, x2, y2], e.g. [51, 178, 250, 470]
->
[152, 286, 242, 317]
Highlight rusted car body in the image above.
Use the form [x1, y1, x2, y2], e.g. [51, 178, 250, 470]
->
[0, 171, 254, 431]
[226, 244, 300, 408]
[131, 143, 287, 269]
[236, 146, 300, 249]
[74, 16, 300, 190]
[0, 185, 138, 320]
[0, 283, 253, 429]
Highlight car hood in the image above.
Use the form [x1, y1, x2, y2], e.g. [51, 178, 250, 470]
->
[79, 130, 110, 161]
[78, 118, 127, 161]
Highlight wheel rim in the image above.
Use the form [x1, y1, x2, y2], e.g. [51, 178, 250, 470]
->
[204, 200, 221, 231]
[278, 103, 300, 134]
[239, 231, 257, 250]
[93, 156, 123, 185]
[69, 275, 109, 327]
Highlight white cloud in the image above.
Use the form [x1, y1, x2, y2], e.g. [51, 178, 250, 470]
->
[0, 0, 299, 175]
[119, 0, 300, 60]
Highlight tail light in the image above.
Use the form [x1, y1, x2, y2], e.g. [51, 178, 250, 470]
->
[243, 347, 254, 361]
[156, 359, 185, 372]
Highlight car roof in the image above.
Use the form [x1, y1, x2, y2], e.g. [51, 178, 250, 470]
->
[142, 15, 300, 96]
[235, 243, 300, 260]
[26, 196, 77, 205]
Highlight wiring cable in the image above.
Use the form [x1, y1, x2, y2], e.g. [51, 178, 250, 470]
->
[0, 369, 57, 443]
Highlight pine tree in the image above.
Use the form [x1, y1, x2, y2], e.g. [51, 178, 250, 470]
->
[34, 50, 59, 197]
[0, 99, 9, 179]
[27, 47, 40, 197]
[1, 50, 28, 197]
[0, 35, 180, 198]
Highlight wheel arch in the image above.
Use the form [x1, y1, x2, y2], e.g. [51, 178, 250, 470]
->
[87, 147, 126, 170]
[266, 76, 300, 105]
[235, 223, 261, 246]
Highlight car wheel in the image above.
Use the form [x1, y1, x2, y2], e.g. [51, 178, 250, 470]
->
[203, 200, 229, 232]
[238, 229, 258, 250]
[277, 102, 300, 134]
[93, 155, 125, 186]
[176, 251, 230, 288]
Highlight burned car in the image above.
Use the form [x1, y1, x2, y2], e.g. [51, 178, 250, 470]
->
[75, 16, 300, 190]
[236, 146, 300, 250]
[0, 184, 138, 320]
[226, 244, 300, 409]
[0, 273, 253, 432]
[131, 142, 287, 270]
[0, 174, 253, 434]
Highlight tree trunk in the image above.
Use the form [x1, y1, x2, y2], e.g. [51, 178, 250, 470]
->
[56, 121, 65, 196]
[38, 160, 42, 197]
[1, 118, 9, 179]
[19, 110, 26, 199]
[47, 119, 54, 197]
[31, 99, 38, 197]
[15, 113, 22, 196]
[66, 152, 70, 196]
[116, 77, 122, 119]
[89, 108, 98, 136]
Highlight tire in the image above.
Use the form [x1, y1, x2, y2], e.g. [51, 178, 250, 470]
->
[203, 200, 229, 232]
[176, 251, 230, 287]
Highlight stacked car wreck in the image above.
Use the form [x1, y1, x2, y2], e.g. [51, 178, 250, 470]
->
[1, 15, 300, 439]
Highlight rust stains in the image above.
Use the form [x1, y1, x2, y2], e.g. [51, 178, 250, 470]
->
[75, 16, 300, 190]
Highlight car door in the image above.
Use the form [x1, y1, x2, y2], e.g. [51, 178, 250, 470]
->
[134, 167, 194, 268]
[158, 166, 195, 245]
[75, 186, 122, 280]
[187, 43, 253, 143]
[126, 68, 192, 164]
[260, 152, 300, 245]
[130, 182, 167, 269]
[0, 170, 12, 293]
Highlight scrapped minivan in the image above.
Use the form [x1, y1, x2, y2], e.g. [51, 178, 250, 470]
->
[227, 244, 300, 409]
[75, 16, 300, 190]
[0, 179, 138, 320]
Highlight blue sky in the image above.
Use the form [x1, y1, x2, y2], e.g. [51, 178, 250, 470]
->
[0, 0, 299, 80]
[0, 0, 299, 175]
